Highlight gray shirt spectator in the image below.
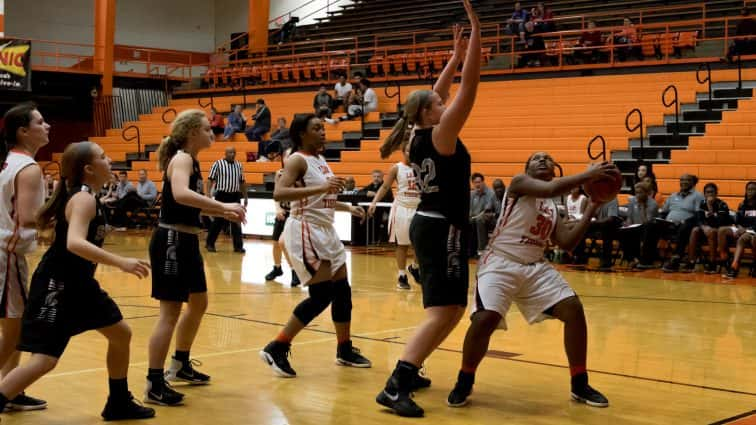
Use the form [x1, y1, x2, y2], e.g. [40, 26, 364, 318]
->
[663, 191, 704, 223]
[470, 186, 497, 218]
[595, 198, 620, 222]
[137, 180, 157, 203]
[116, 180, 134, 200]
[625, 197, 659, 225]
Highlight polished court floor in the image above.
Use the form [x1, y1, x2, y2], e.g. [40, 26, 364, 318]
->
[4, 232, 756, 425]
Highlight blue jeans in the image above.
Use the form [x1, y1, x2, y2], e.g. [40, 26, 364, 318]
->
[224, 124, 241, 138]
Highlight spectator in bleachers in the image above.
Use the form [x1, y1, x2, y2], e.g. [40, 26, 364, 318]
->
[136, 169, 158, 205]
[614, 17, 641, 61]
[506, 2, 529, 38]
[685, 183, 731, 273]
[108, 171, 137, 229]
[573, 196, 621, 270]
[342, 176, 358, 195]
[531, 2, 555, 32]
[314, 85, 333, 119]
[328, 79, 378, 122]
[210, 107, 225, 135]
[469, 173, 497, 257]
[619, 182, 659, 267]
[245, 98, 271, 142]
[519, 21, 546, 67]
[492, 178, 506, 215]
[333, 74, 353, 110]
[637, 174, 703, 270]
[43, 172, 57, 201]
[222, 104, 246, 140]
[115, 170, 135, 199]
[100, 173, 118, 205]
[641, 175, 659, 201]
[360, 170, 392, 243]
[728, 8, 756, 62]
[720, 181, 756, 278]
[566, 186, 588, 220]
[278, 16, 298, 44]
[577, 21, 604, 64]
[257, 117, 290, 162]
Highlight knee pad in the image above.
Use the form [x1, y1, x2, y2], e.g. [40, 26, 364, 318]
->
[330, 279, 352, 323]
[293, 281, 334, 325]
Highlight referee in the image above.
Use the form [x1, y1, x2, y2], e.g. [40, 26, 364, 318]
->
[205, 146, 248, 253]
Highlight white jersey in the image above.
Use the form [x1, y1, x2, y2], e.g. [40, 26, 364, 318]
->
[566, 194, 587, 220]
[0, 151, 43, 255]
[394, 162, 420, 209]
[488, 192, 558, 264]
[290, 152, 337, 227]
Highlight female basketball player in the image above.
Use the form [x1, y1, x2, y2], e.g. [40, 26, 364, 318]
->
[259, 114, 371, 378]
[146, 110, 246, 406]
[265, 148, 300, 287]
[374, 0, 480, 417]
[0, 102, 48, 411]
[0, 141, 155, 420]
[368, 141, 420, 290]
[446, 152, 615, 408]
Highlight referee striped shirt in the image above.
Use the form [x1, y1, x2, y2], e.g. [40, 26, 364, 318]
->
[208, 159, 245, 193]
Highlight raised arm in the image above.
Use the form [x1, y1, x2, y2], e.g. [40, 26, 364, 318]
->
[432, 0, 481, 156]
[433, 24, 466, 103]
[508, 162, 618, 199]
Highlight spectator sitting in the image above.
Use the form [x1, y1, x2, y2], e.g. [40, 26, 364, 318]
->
[531, 2, 555, 32]
[99, 173, 118, 204]
[278, 16, 298, 45]
[43, 173, 58, 202]
[469, 173, 497, 257]
[637, 174, 704, 269]
[314, 85, 333, 119]
[685, 183, 731, 273]
[492, 178, 506, 216]
[136, 169, 158, 205]
[519, 21, 546, 67]
[257, 117, 290, 162]
[222, 104, 246, 140]
[619, 182, 659, 267]
[574, 196, 622, 270]
[566, 186, 588, 220]
[328, 79, 378, 123]
[614, 17, 641, 61]
[342, 176, 358, 195]
[333, 74, 353, 110]
[506, 2, 529, 37]
[720, 181, 756, 278]
[729, 8, 756, 61]
[577, 21, 603, 63]
[210, 107, 225, 135]
[108, 171, 138, 229]
[360, 170, 393, 243]
[641, 175, 660, 202]
[245, 98, 271, 142]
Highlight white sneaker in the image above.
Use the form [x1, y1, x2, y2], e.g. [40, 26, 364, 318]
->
[324, 118, 336, 124]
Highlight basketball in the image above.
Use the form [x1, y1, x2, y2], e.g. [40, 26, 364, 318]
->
[583, 167, 622, 203]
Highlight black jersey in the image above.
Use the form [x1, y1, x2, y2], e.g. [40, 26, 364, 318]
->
[736, 202, 756, 230]
[160, 154, 203, 228]
[409, 127, 471, 227]
[38, 185, 106, 279]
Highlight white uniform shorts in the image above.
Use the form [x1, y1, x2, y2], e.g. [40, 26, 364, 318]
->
[474, 251, 575, 330]
[0, 251, 29, 319]
[283, 217, 346, 285]
[389, 204, 415, 246]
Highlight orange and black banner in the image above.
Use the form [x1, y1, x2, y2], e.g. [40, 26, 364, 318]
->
[0, 39, 31, 91]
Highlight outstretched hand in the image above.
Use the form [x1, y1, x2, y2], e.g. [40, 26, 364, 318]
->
[462, 0, 480, 28]
[452, 24, 469, 59]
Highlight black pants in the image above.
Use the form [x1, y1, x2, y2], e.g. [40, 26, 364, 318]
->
[206, 191, 243, 250]
[575, 219, 621, 266]
[640, 216, 697, 263]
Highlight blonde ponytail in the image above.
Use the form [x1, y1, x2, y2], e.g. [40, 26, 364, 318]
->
[378, 89, 434, 159]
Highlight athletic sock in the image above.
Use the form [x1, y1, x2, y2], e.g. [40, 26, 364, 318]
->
[460, 365, 477, 374]
[174, 350, 190, 365]
[397, 270, 406, 277]
[570, 365, 587, 377]
[275, 331, 293, 344]
[108, 378, 129, 399]
[147, 368, 164, 383]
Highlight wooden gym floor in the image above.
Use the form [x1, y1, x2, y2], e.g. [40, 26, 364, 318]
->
[4, 232, 755, 425]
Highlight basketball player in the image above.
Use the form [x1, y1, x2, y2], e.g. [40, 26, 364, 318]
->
[0, 141, 155, 420]
[446, 152, 615, 408]
[0, 102, 48, 411]
[265, 148, 301, 287]
[368, 141, 421, 289]
[146, 110, 246, 405]
[375, 0, 480, 416]
[259, 114, 371, 378]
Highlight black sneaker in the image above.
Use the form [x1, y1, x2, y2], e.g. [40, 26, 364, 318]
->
[662, 257, 680, 273]
[166, 358, 210, 385]
[290, 270, 301, 287]
[447, 371, 475, 407]
[725, 266, 739, 279]
[407, 264, 421, 284]
[265, 266, 283, 281]
[102, 393, 156, 421]
[704, 262, 719, 274]
[6, 392, 47, 411]
[635, 262, 657, 270]
[410, 368, 431, 390]
[376, 381, 424, 417]
[205, 245, 216, 253]
[336, 341, 372, 368]
[144, 379, 184, 406]
[571, 373, 609, 408]
[260, 341, 296, 377]
[397, 274, 410, 290]
[680, 261, 696, 273]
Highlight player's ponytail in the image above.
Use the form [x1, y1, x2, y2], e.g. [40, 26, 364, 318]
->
[379, 89, 433, 159]
[37, 142, 95, 228]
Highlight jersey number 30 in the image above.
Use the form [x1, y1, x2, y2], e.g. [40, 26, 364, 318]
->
[412, 159, 440, 194]
[529, 215, 553, 240]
